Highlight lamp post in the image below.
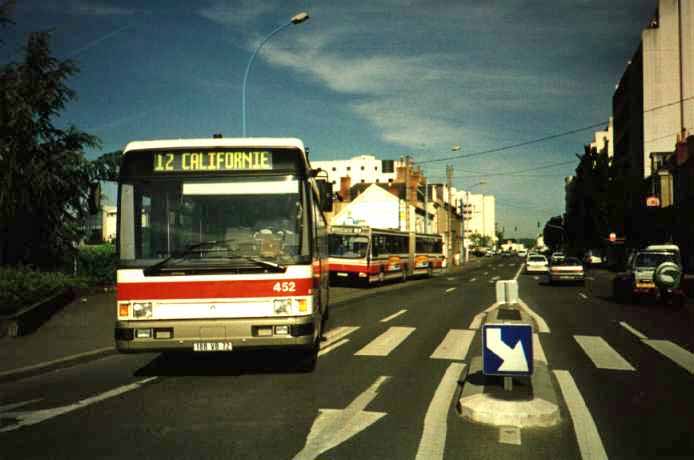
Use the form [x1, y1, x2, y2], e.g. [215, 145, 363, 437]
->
[241, 12, 309, 136]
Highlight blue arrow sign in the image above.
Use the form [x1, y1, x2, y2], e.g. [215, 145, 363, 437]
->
[482, 323, 533, 376]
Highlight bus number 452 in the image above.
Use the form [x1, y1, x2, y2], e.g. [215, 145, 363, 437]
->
[273, 281, 296, 293]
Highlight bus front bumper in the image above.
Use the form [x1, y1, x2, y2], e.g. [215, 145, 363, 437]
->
[115, 316, 317, 353]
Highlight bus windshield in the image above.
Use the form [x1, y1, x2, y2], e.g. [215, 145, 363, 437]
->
[118, 175, 310, 267]
[329, 234, 369, 259]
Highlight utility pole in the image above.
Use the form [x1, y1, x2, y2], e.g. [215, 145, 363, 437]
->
[446, 164, 453, 267]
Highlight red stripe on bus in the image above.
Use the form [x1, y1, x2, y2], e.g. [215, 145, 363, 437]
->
[117, 278, 313, 300]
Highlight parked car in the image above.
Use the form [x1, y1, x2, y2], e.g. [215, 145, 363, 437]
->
[614, 250, 682, 303]
[517, 249, 528, 257]
[484, 249, 494, 257]
[526, 254, 549, 273]
[548, 257, 585, 284]
[501, 250, 512, 257]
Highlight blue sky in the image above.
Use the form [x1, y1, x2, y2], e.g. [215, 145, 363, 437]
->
[2, 0, 656, 237]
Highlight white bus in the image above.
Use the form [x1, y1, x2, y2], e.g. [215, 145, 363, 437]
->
[114, 137, 331, 371]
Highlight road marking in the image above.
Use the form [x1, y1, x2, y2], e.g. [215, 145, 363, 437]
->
[430, 330, 475, 360]
[483, 271, 489, 275]
[553, 370, 608, 460]
[619, 321, 647, 340]
[0, 346, 115, 379]
[355, 327, 415, 357]
[518, 300, 550, 333]
[643, 340, 694, 374]
[323, 326, 360, 347]
[415, 363, 466, 460]
[533, 276, 540, 281]
[574, 335, 635, 371]
[293, 376, 389, 460]
[499, 426, 521, 445]
[533, 333, 548, 364]
[469, 277, 477, 282]
[586, 276, 595, 281]
[380, 309, 407, 322]
[318, 338, 350, 357]
[445, 287, 456, 293]
[578, 292, 588, 299]
[446, 277, 455, 281]
[514, 264, 524, 280]
[0, 377, 157, 433]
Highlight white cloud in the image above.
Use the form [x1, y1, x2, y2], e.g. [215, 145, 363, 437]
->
[198, 0, 279, 27]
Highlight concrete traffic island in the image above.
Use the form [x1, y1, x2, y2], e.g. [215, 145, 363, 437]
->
[457, 356, 561, 428]
[457, 280, 561, 428]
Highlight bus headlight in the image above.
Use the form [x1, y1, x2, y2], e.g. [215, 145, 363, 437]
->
[273, 299, 292, 315]
[132, 302, 152, 319]
[273, 298, 312, 316]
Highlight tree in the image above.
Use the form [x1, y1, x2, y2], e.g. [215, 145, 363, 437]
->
[0, 31, 99, 268]
[543, 215, 564, 252]
[469, 232, 491, 248]
[564, 145, 611, 255]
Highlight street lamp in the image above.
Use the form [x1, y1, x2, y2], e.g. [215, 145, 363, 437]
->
[241, 12, 309, 136]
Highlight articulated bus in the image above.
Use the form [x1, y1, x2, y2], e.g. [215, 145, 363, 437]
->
[328, 225, 444, 286]
[114, 138, 331, 371]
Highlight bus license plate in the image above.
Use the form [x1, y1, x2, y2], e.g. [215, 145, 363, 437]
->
[193, 342, 233, 352]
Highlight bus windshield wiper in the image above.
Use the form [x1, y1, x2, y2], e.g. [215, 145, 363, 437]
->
[144, 239, 238, 275]
[231, 256, 286, 272]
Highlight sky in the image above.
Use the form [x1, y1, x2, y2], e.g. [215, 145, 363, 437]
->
[1, 0, 658, 238]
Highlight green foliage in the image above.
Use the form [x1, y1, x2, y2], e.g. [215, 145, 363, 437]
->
[469, 232, 492, 248]
[543, 215, 564, 251]
[0, 30, 100, 268]
[77, 244, 117, 285]
[564, 145, 611, 254]
[0, 266, 86, 315]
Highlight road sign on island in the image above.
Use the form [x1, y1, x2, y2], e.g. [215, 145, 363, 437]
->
[482, 323, 533, 377]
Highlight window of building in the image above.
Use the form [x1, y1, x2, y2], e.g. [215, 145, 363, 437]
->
[347, 166, 351, 171]
[374, 166, 378, 171]
[332, 167, 336, 171]
[361, 166, 365, 171]
[361, 179, 365, 183]
[375, 178, 379, 183]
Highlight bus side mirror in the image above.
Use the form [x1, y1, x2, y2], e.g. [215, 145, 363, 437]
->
[316, 180, 334, 212]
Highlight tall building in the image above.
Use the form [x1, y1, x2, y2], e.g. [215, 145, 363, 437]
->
[590, 117, 614, 157]
[614, 0, 694, 179]
[455, 190, 496, 245]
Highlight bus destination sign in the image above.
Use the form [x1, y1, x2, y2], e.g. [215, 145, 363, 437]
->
[153, 151, 273, 173]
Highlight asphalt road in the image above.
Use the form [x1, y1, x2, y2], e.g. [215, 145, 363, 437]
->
[1, 256, 693, 459]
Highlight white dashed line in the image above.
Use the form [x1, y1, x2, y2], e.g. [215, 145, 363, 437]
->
[619, 321, 647, 340]
[445, 287, 456, 293]
[578, 293, 588, 299]
[318, 338, 350, 357]
[355, 327, 415, 357]
[514, 264, 524, 280]
[643, 340, 694, 374]
[469, 277, 477, 282]
[380, 309, 407, 323]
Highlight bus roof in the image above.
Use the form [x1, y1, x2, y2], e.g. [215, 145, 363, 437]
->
[123, 138, 306, 157]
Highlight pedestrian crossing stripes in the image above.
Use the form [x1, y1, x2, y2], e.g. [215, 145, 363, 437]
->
[355, 326, 415, 357]
[643, 340, 694, 375]
[430, 330, 475, 361]
[573, 335, 635, 371]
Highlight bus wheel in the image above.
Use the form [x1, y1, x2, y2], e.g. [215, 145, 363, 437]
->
[296, 342, 318, 373]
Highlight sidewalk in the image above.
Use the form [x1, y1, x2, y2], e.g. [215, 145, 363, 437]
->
[0, 291, 116, 381]
[0, 260, 483, 382]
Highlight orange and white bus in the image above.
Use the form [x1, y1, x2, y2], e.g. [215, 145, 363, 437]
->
[114, 137, 330, 371]
[328, 225, 444, 286]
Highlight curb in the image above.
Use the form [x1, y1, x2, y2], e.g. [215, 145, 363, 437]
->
[0, 346, 117, 384]
[457, 356, 561, 428]
[0, 288, 75, 338]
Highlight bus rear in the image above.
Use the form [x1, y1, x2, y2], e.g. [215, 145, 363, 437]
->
[114, 138, 329, 368]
